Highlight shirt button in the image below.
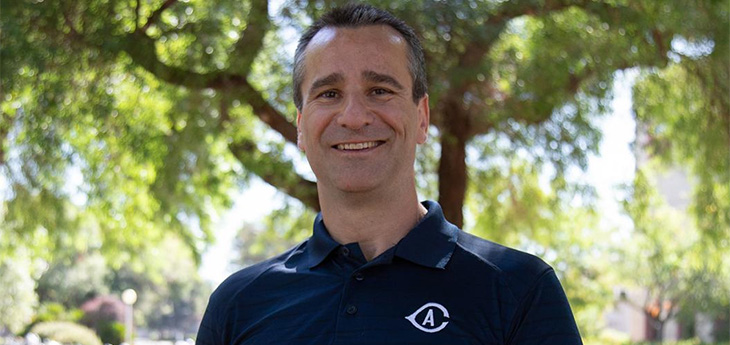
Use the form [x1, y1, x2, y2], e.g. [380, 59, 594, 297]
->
[346, 304, 358, 315]
[353, 272, 364, 281]
[340, 247, 350, 256]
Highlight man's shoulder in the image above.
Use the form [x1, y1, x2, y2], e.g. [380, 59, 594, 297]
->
[454, 230, 553, 296]
[207, 240, 308, 308]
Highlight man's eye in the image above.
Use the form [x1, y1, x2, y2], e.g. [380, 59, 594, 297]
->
[372, 88, 392, 96]
[319, 90, 338, 98]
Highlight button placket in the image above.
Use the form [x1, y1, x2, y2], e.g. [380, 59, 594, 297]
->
[335, 243, 368, 342]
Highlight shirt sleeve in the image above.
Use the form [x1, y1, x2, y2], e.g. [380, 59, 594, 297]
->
[506, 269, 583, 345]
[195, 298, 222, 345]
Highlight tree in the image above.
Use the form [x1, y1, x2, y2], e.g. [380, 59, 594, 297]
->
[633, 46, 730, 244]
[26, 236, 209, 337]
[105, 235, 211, 337]
[36, 252, 110, 308]
[466, 154, 617, 336]
[620, 169, 730, 342]
[1, 0, 726, 278]
[0, 255, 38, 334]
[79, 295, 126, 345]
[233, 201, 313, 268]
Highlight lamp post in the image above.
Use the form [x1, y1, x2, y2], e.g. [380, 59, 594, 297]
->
[121, 289, 137, 345]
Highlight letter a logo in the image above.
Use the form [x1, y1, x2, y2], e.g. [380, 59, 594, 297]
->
[422, 309, 435, 327]
[405, 302, 450, 333]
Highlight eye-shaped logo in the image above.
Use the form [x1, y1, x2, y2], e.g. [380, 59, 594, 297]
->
[404, 302, 450, 333]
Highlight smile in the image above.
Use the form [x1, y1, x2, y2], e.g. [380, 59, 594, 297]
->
[334, 141, 384, 151]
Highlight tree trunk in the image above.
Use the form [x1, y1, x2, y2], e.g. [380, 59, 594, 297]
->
[656, 320, 665, 342]
[437, 102, 470, 228]
[647, 317, 665, 342]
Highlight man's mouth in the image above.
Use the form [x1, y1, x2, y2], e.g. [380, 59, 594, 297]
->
[334, 141, 384, 151]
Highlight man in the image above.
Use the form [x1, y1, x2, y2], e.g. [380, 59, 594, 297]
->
[197, 4, 582, 345]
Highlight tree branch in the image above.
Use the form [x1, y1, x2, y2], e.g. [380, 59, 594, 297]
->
[141, 0, 178, 32]
[228, 139, 320, 211]
[219, 98, 319, 211]
[484, 55, 643, 135]
[228, 0, 270, 75]
[0, 111, 10, 166]
[236, 85, 298, 144]
[62, 10, 83, 40]
[437, 0, 596, 103]
[117, 31, 298, 144]
[488, 0, 592, 26]
[437, 0, 591, 135]
[135, 0, 142, 31]
[64, 13, 302, 190]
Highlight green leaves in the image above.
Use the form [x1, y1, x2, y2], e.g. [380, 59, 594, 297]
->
[633, 25, 730, 243]
[621, 168, 730, 326]
[0, 256, 39, 333]
[1, 0, 728, 336]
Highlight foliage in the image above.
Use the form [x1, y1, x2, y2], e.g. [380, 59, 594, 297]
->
[628, 342, 729, 345]
[22, 303, 84, 336]
[467, 155, 614, 336]
[584, 329, 730, 345]
[0, 256, 38, 334]
[1, 0, 727, 340]
[79, 295, 125, 331]
[104, 235, 211, 336]
[78, 296, 126, 345]
[30, 321, 102, 345]
[31, 303, 83, 323]
[141, 278, 210, 337]
[583, 328, 631, 345]
[632, 0, 730, 244]
[26, 235, 209, 337]
[36, 253, 110, 308]
[3, 0, 726, 267]
[97, 321, 125, 345]
[620, 168, 730, 341]
[233, 200, 314, 268]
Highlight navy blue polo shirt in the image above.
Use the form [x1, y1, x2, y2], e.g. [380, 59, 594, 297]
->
[196, 201, 582, 345]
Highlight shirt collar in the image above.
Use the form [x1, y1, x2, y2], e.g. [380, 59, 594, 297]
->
[306, 212, 341, 268]
[393, 201, 459, 269]
[305, 201, 459, 269]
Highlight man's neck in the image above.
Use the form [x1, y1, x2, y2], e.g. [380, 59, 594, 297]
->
[318, 185, 426, 261]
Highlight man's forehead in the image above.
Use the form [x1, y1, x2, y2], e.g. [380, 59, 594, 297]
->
[308, 27, 339, 49]
[307, 25, 405, 52]
[302, 25, 409, 86]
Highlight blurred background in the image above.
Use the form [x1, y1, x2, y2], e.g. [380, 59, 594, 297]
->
[1, 0, 728, 344]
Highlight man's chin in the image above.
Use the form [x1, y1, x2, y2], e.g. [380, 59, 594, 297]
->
[327, 176, 385, 195]
[335, 182, 379, 194]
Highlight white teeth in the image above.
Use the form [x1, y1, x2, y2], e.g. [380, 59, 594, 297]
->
[336, 142, 379, 150]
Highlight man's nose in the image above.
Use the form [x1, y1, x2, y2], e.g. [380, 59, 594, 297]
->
[336, 95, 372, 129]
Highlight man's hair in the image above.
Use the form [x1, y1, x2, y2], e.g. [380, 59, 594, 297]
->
[292, 4, 427, 110]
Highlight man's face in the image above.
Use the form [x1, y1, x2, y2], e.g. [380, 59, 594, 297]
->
[297, 25, 429, 195]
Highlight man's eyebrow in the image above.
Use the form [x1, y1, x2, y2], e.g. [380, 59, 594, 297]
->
[362, 70, 404, 90]
[309, 73, 344, 95]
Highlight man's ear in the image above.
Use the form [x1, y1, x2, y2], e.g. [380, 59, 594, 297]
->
[416, 94, 430, 145]
[296, 109, 306, 152]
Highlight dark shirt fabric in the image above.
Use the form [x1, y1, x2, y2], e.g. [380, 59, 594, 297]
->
[196, 201, 582, 345]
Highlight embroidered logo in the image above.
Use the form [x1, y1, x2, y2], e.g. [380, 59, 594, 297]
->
[405, 302, 450, 333]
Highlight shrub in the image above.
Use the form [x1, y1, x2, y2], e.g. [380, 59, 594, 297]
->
[97, 321, 125, 345]
[22, 303, 84, 336]
[33, 303, 84, 323]
[80, 295, 125, 329]
[30, 321, 102, 345]
[79, 295, 126, 344]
